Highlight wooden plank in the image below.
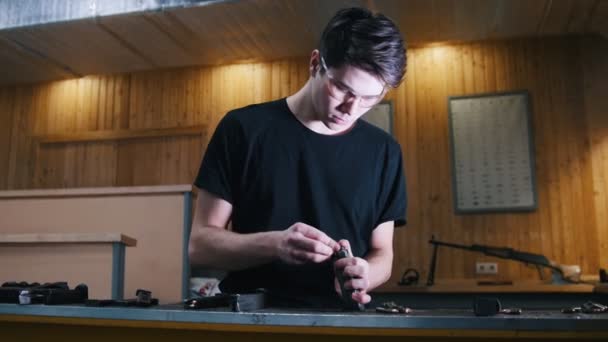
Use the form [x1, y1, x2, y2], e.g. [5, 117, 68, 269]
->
[0, 184, 192, 198]
[34, 125, 206, 144]
[0, 233, 137, 247]
[530, 39, 555, 281]
[0, 87, 15, 190]
[582, 36, 608, 272]
[378, 280, 595, 293]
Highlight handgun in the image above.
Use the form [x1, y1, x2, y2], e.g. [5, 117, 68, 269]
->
[333, 246, 365, 311]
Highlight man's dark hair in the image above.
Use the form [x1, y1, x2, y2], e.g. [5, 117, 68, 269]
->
[319, 7, 406, 88]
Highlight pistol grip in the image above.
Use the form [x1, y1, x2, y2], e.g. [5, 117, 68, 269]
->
[333, 248, 365, 311]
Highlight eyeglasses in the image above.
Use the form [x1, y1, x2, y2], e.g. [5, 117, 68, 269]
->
[320, 57, 386, 108]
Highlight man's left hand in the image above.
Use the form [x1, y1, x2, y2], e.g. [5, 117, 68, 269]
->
[333, 240, 372, 304]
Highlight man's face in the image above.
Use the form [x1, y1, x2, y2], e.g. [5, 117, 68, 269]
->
[311, 56, 387, 133]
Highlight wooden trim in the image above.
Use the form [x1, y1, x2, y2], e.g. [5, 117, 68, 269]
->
[0, 184, 193, 199]
[0, 233, 137, 247]
[1, 314, 607, 338]
[377, 280, 595, 293]
[33, 125, 206, 144]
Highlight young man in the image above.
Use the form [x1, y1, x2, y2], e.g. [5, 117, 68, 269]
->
[189, 7, 407, 307]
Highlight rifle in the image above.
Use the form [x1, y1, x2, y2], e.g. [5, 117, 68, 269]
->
[426, 236, 581, 286]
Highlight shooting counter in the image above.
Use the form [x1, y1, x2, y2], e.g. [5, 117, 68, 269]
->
[1, 283, 608, 341]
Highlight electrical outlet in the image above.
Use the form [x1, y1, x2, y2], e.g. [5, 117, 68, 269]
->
[476, 262, 498, 275]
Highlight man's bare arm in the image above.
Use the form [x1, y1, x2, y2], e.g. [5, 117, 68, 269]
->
[188, 188, 339, 271]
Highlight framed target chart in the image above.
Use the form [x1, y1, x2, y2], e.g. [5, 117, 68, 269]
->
[448, 91, 538, 214]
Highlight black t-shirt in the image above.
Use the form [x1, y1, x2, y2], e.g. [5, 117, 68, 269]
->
[194, 98, 407, 296]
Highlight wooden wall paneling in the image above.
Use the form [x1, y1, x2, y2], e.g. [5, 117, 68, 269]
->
[1, 36, 607, 281]
[68, 79, 80, 187]
[115, 140, 132, 187]
[97, 75, 107, 130]
[115, 74, 130, 130]
[426, 45, 442, 279]
[86, 76, 98, 131]
[534, 39, 564, 280]
[128, 73, 141, 130]
[551, 38, 578, 271]
[561, 40, 586, 269]
[470, 42, 492, 276]
[184, 69, 196, 127]
[277, 60, 290, 100]
[183, 70, 196, 186]
[166, 65, 184, 182]
[501, 39, 521, 279]
[409, 47, 429, 280]
[564, 38, 599, 273]
[5, 87, 19, 189]
[531, 38, 557, 276]
[269, 60, 279, 101]
[60, 80, 77, 188]
[298, 58, 310, 93]
[558, 37, 583, 269]
[460, 43, 479, 276]
[31, 84, 49, 188]
[582, 36, 608, 270]
[105, 74, 130, 187]
[393, 48, 421, 284]
[424, 46, 445, 277]
[513, 40, 537, 279]
[141, 71, 159, 130]
[408, 47, 427, 278]
[233, 64, 251, 108]
[198, 67, 211, 127]
[476, 42, 503, 279]
[487, 41, 508, 265]
[207, 65, 221, 129]
[254, 62, 271, 104]
[0, 87, 15, 189]
[490, 41, 516, 279]
[530, 39, 554, 281]
[442, 44, 463, 279]
[288, 58, 302, 94]
[509, 39, 542, 279]
[7, 86, 33, 189]
[435, 45, 456, 279]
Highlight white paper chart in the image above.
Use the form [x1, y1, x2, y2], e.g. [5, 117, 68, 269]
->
[448, 92, 537, 213]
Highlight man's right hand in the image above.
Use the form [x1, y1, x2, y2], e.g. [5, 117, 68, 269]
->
[276, 222, 340, 264]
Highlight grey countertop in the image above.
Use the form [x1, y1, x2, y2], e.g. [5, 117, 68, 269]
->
[1, 303, 608, 332]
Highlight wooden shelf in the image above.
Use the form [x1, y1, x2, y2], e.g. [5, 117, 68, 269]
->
[0, 184, 193, 199]
[0, 233, 137, 247]
[34, 125, 206, 144]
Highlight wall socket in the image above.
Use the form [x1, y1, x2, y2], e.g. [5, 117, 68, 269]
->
[476, 262, 498, 275]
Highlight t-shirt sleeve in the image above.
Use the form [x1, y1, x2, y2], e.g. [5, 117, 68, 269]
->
[376, 142, 408, 228]
[193, 112, 244, 204]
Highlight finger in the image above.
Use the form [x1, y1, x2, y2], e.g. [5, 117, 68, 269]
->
[352, 290, 371, 304]
[296, 224, 339, 250]
[333, 259, 351, 272]
[291, 236, 334, 256]
[345, 278, 370, 291]
[342, 264, 367, 278]
[290, 249, 332, 264]
[333, 256, 358, 270]
[338, 239, 352, 255]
